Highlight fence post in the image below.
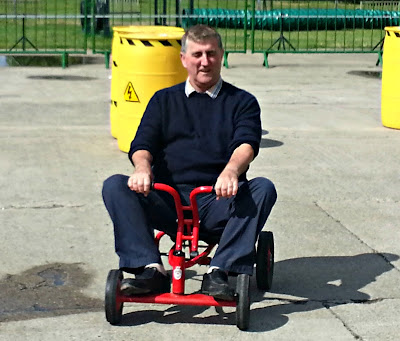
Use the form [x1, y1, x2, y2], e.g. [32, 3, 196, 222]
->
[163, 0, 167, 25]
[91, 0, 96, 50]
[61, 52, 69, 69]
[154, 0, 158, 25]
[244, 0, 248, 53]
[251, 0, 256, 53]
[153, 0, 167, 26]
[103, 0, 111, 37]
[175, 0, 180, 27]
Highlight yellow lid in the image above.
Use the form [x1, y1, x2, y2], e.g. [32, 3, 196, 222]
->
[384, 26, 400, 33]
[113, 25, 184, 36]
[118, 29, 184, 41]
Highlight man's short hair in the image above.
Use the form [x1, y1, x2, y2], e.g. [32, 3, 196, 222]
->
[181, 25, 223, 53]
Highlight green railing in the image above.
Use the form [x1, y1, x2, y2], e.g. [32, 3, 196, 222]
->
[1, 0, 396, 67]
[0, 0, 88, 67]
[90, 0, 250, 64]
[248, 1, 397, 67]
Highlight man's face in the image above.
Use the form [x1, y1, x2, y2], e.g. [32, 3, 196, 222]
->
[180, 37, 224, 92]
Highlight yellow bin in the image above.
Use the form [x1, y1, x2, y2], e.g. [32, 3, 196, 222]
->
[110, 26, 187, 151]
[110, 25, 185, 138]
[381, 26, 400, 129]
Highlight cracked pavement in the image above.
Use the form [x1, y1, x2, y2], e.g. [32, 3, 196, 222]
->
[0, 53, 399, 340]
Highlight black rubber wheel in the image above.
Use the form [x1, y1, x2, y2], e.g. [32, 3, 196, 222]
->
[236, 273, 250, 331]
[105, 269, 123, 325]
[256, 231, 274, 291]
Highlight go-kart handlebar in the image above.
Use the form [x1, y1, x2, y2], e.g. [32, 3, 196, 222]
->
[151, 183, 213, 225]
[151, 183, 214, 255]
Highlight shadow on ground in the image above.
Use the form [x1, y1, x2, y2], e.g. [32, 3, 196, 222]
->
[118, 253, 398, 332]
[1, 252, 397, 331]
[260, 129, 284, 148]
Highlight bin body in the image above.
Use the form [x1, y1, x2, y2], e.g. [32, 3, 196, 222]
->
[109, 27, 124, 138]
[381, 26, 400, 129]
[110, 26, 147, 138]
[110, 26, 187, 152]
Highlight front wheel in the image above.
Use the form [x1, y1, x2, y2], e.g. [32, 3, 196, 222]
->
[236, 273, 250, 331]
[105, 269, 123, 325]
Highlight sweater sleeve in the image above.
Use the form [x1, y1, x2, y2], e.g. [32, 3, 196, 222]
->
[128, 93, 163, 165]
[229, 93, 262, 158]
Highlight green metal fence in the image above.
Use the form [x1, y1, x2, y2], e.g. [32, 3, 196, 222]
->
[89, 0, 250, 65]
[1, 0, 396, 67]
[0, 0, 88, 66]
[248, 0, 398, 67]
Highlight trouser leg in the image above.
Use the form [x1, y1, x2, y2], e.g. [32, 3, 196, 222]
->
[102, 174, 177, 271]
[199, 177, 277, 275]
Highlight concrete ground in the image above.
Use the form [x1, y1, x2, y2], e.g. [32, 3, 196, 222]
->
[0, 53, 399, 340]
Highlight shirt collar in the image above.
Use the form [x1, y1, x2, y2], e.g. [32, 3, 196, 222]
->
[185, 78, 223, 99]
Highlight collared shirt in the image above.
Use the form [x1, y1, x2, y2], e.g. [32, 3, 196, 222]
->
[184, 77, 223, 99]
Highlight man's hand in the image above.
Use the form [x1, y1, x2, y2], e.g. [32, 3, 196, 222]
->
[128, 150, 153, 196]
[214, 167, 239, 200]
[127, 168, 153, 197]
[214, 143, 255, 200]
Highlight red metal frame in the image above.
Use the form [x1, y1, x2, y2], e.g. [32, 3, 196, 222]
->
[117, 183, 237, 308]
[118, 292, 235, 307]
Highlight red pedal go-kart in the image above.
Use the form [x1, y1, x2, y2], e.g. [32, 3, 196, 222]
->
[105, 183, 274, 330]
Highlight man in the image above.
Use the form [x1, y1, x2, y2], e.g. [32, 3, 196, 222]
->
[102, 25, 277, 301]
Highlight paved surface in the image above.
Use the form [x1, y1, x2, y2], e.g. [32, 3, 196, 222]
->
[0, 53, 399, 340]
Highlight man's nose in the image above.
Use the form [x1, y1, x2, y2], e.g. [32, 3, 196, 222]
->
[200, 53, 210, 65]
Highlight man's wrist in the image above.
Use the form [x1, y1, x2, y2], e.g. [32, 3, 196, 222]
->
[223, 165, 240, 177]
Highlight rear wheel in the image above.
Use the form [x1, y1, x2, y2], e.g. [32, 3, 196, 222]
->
[256, 231, 274, 291]
[105, 269, 123, 325]
[236, 274, 250, 331]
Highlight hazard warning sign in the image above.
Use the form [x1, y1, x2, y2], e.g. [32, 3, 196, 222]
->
[124, 82, 140, 102]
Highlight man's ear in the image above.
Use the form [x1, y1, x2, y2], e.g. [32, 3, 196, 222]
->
[180, 52, 187, 68]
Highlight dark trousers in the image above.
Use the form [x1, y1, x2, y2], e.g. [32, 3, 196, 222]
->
[102, 175, 277, 275]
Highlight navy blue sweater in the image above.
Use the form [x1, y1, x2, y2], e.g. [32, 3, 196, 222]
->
[129, 81, 261, 186]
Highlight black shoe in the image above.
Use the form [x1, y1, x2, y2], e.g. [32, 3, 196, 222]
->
[120, 267, 170, 296]
[201, 269, 235, 301]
